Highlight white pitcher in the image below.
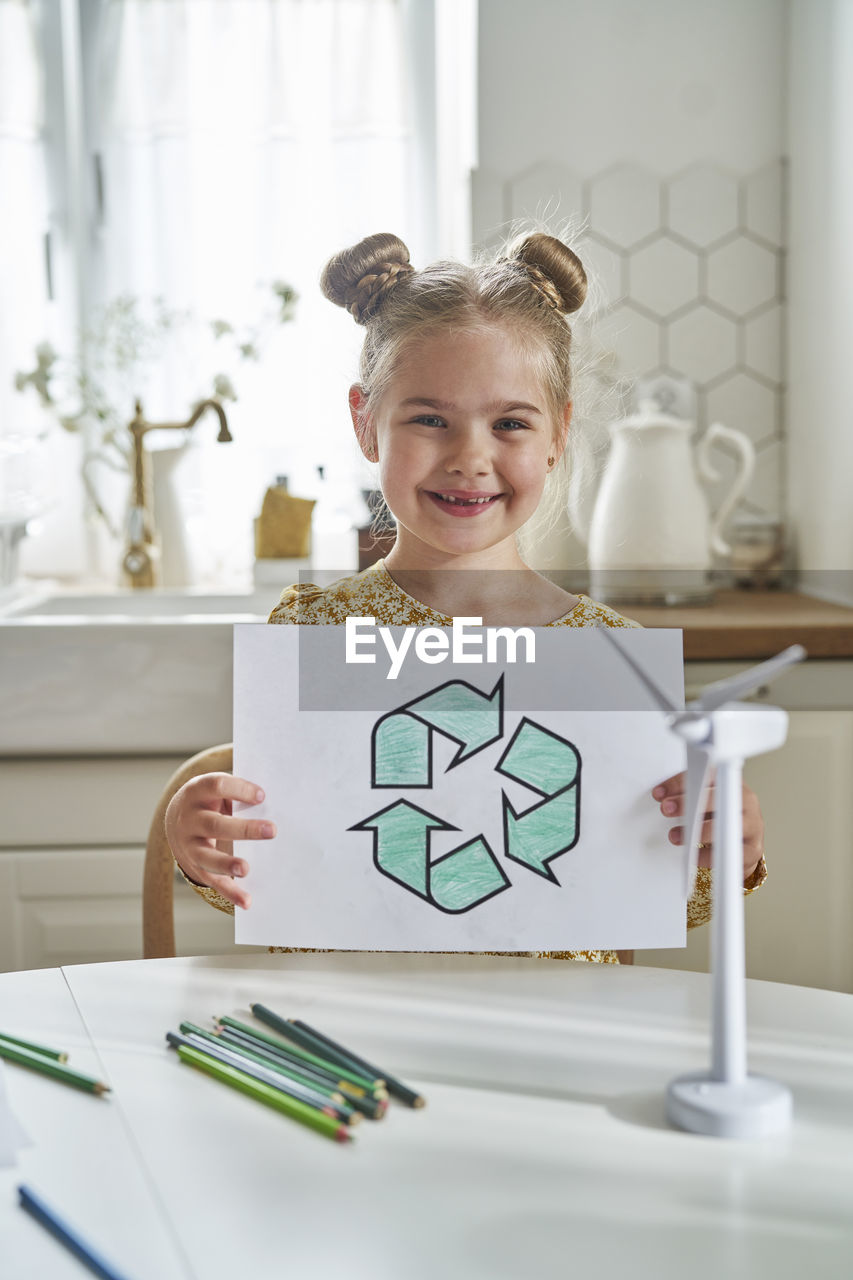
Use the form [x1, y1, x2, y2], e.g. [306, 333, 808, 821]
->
[585, 401, 755, 604]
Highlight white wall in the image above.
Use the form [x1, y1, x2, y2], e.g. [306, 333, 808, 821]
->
[478, 0, 786, 176]
[787, 0, 853, 593]
[475, 0, 790, 576]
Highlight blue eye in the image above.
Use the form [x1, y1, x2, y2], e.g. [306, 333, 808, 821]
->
[494, 419, 528, 432]
[413, 415, 445, 428]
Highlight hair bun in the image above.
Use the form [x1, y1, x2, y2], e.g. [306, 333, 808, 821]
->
[506, 233, 587, 315]
[320, 232, 414, 324]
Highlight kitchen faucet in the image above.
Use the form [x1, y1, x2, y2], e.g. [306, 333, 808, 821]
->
[122, 398, 232, 587]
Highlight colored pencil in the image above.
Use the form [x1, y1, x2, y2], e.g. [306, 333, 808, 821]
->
[0, 1039, 109, 1095]
[176, 1045, 352, 1142]
[292, 1017, 426, 1109]
[188, 1022, 347, 1100]
[167, 1031, 359, 1125]
[214, 1022, 387, 1118]
[170, 1029, 341, 1110]
[219, 1029, 387, 1120]
[251, 1004, 385, 1085]
[18, 1184, 132, 1280]
[214, 1021, 364, 1090]
[185, 1020, 337, 1090]
[0, 1031, 67, 1062]
[214, 1027, 387, 1122]
[217, 1014, 383, 1093]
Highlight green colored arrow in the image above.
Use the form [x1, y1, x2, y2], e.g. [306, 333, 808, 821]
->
[502, 786, 579, 882]
[372, 712, 431, 787]
[496, 717, 581, 882]
[429, 837, 510, 913]
[406, 676, 504, 767]
[496, 717, 579, 796]
[349, 801, 456, 900]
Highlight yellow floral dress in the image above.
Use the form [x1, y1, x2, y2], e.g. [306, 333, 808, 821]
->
[186, 560, 766, 962]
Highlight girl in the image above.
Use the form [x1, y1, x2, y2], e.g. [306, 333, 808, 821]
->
[166, 230, 767, 962]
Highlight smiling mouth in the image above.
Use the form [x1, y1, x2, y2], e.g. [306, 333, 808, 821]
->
[430, 492, 502, 507]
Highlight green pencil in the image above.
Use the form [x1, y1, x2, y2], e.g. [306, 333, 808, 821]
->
[0, 1039, 109, 1095]
[214, 1021, 365, 1091]
[176, 1045, 352, 1142]
[214, 1027, 387, 1121]
[291, 1017, 426, 1109]
[217, 1015, 383, 1093]
[0, 1032, 67, 1062]
[167, 1032, 359, 1125]
[178, 1023, 356, 1111]
[215, 1021, 388, 1115]
[182, 1021, 339, 1094]
[251, 1004, 383, 1085]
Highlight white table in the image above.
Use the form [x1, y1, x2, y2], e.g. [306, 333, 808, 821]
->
[2, 954, 852, 1279]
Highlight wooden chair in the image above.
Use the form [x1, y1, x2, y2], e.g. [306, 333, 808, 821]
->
[143, 743, 233, 959]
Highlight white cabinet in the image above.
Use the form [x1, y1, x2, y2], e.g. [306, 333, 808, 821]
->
[0, 756, 238, 971]
[636, 661, 853, 993]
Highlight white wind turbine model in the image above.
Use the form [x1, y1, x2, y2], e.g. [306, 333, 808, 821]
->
[602, 631, 806, 1139]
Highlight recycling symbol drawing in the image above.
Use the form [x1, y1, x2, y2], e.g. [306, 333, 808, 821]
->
[349, 676, 581, 913]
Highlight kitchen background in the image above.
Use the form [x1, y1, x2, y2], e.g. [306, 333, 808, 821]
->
[1, 0, 852, 987]
[2, 0, 851, 595]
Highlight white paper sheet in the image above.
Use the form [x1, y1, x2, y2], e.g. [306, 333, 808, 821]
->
[233, 625, 687, 951]
[0, 1060, 32, 1167]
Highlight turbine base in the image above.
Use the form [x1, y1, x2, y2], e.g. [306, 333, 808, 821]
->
[666, 1072, 792, 1138]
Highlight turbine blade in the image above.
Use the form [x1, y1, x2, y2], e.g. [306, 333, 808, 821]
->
[598, 627, 681, 714]
[684, 743, 714, 897]
[695, 645, 806, 713]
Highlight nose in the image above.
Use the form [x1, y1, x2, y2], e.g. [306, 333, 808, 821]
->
[442, 425, 492, 478]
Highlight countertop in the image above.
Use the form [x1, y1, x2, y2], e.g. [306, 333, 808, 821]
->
[623, 590, 853, 660]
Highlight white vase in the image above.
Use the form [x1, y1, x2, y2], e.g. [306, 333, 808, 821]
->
[150, 444, 195, 588]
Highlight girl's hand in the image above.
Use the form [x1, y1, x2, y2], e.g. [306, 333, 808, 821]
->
[651, 771, 764, 883]
[165, 772, 276, 909]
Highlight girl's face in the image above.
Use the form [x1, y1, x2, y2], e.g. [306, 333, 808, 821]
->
[351, 325, 569, 570]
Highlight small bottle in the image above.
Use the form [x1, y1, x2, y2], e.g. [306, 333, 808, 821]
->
[310, 463, 360, 571]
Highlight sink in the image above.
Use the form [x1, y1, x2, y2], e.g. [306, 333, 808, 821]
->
[1, 586, 277, 620]
[0, 584, 283, 755]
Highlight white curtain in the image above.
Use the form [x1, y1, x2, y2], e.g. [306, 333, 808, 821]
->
[91, 0, 412, 582]
[0, 0, 49, 522]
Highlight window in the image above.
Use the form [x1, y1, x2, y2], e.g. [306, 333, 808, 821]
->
[3, 0, 477, 585]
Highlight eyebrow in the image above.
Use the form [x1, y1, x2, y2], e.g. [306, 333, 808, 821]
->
[399, 397, 544, 415]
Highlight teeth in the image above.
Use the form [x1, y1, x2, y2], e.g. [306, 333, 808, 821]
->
[439, 494, 494, 505]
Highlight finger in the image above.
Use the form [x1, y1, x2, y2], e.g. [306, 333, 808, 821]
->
[651, 772, 685, 800]
[668, 817, 715, 848]
[651, 768, 717, 801]
[660, 792, 756, 833]
[659, 794, 715, 820]
[206, 871, 252, 911]
[195, 811, 276, 843]
[190, 774, 267, 808]
[188, 842, 250, 883]
[654, 779, 716, 803]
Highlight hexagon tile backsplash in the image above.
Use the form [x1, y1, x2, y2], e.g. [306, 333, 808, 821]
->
[472, 158, 787, 520]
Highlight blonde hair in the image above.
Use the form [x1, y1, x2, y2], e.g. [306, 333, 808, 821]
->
[321, 229, 595, 549]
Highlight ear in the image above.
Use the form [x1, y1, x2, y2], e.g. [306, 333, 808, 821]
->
[550, 401, 572, 467]
[349, 384, 377, 461]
